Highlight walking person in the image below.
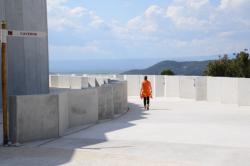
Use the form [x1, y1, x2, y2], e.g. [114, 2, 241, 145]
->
[140, 76, 152, 110]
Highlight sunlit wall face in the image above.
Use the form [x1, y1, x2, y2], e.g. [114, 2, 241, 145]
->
[0, 0, 49, 100]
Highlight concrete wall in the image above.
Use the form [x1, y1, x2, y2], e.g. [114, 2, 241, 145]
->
[58, 92, 69, 136]
[179, 76, 196, 99]
[0, 0, 49, 106]
[126, 75, 141, 96]
[68, 89, 98, 128]
[98, 85, 114, 120]
[195, 77, 207, 101]
[165, 76, 180, 97]
[112, 81, 128, 114]
[10, 94, 59, 143]
[238, 78, 250, 106]
[10, 80, 128, 143]
[207, 77, 222, 102]
[155, 76, 165, 97]
[221, 77, 238, 104]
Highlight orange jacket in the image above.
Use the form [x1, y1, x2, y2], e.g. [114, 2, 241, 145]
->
[140, 80, 152, 97]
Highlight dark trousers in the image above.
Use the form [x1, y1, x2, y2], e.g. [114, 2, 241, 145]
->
[143, 97, 150, 106]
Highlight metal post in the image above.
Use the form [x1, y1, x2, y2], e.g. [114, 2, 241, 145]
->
[1, 21, 8, 145]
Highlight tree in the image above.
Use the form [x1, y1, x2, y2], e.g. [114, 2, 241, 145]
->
[161, 69, 175, 75]
[204, 50, 250, 78]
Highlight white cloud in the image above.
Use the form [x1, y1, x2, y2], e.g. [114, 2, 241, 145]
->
[47, 0, 105, 31]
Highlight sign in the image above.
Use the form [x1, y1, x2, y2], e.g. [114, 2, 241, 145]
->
[0, 29, 7, 44]
[7, 30, 47, 38]
[0, 29, 47, 44]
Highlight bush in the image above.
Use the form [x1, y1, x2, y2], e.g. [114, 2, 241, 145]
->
[204, 50, 250, 78]
[161, 69, 175, 75]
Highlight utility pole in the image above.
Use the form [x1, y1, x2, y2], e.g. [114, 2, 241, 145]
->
[1, 21, 8, 145]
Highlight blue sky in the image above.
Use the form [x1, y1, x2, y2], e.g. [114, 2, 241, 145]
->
[47, 0, 250, 61]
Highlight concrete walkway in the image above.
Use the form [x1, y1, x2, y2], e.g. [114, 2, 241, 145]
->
[1, 97, 250, 166]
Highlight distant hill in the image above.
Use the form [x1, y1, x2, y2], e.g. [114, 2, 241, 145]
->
[122, 60, 211, 75]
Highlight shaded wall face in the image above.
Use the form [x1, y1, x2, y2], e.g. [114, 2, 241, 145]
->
[0, 0, 49, 100]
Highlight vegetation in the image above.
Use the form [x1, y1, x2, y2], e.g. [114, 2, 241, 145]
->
[161, 69, 175, 75]
[204, 50, 250, 78]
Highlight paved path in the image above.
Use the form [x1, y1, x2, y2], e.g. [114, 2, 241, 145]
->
[1, 97, 250, 166]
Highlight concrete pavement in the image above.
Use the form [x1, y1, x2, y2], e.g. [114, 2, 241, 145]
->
[1, 97, 250, 165]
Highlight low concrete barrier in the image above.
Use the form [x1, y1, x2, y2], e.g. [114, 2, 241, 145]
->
[9, 81, 128, 143]
[68, 89, 99, 128]
[98, 85, 114, 120]
[179, 76, 196, 99]
[207, 77, 222, 102]
[238, 78, 250, 106]
[10, 94, 59, 143]
[195, 77, 207, 101]
[165, 76, 180, 97]
[155, 76, 164, 97]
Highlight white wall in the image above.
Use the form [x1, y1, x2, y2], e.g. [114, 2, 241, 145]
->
[155, 76, 165, 97]
[238, 78, 250, 106]
[207, 77, 222, 102]
[126, 75, 141, 96]
[165, 76, 180, 97]
[221, 77, 238, 104]
[195, 77, 207, 101]
[179, 76, 196, 99]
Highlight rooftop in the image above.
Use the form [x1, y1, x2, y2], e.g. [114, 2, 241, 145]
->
[1, 97, 250, 166]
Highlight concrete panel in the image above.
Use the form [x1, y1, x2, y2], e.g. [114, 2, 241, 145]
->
[112, 81, 128, 114]
[9, 94, 59, 143]
[68, 89, 98, 128]
[88, 77, 96, 88]
[50, 75, 59, 87]
[98, 85, 114, 120]
[70, 76, 82, 89]
[81, 77, 89, 88]
[195, 77, 207, 101]
[155, 75, 165, 97]
[179, 76, 196, 99]
[58, 92, 69, 136]
[207, 77, 222, 102]
[126, 75, 140, 96]
[165, 76, 180, 97]
[58, 75, 70, 88]
[238, 78, 250, 106]
[221, 77, 238, 104]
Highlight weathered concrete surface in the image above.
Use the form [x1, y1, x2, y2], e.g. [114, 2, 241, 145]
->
[2, 97, 250, 165]
[68, 89, 99, 128]
[112, 81, 128, 115]
[0, 0, 49, 101]
[9, 94, 59, 143]
[98, 85, 114, 120]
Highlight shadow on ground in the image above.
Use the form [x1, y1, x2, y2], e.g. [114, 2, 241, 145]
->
[0, 102, 148, 166]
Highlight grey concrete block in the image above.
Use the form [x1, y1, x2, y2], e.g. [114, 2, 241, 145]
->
[98, 85, 114, 120]
[58, 92, 69, 136]
[9, 94, 59, 143]
[68, 89, 99, 128]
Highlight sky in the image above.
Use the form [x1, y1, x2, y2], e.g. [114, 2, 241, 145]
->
[47, 0, 250, 62]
